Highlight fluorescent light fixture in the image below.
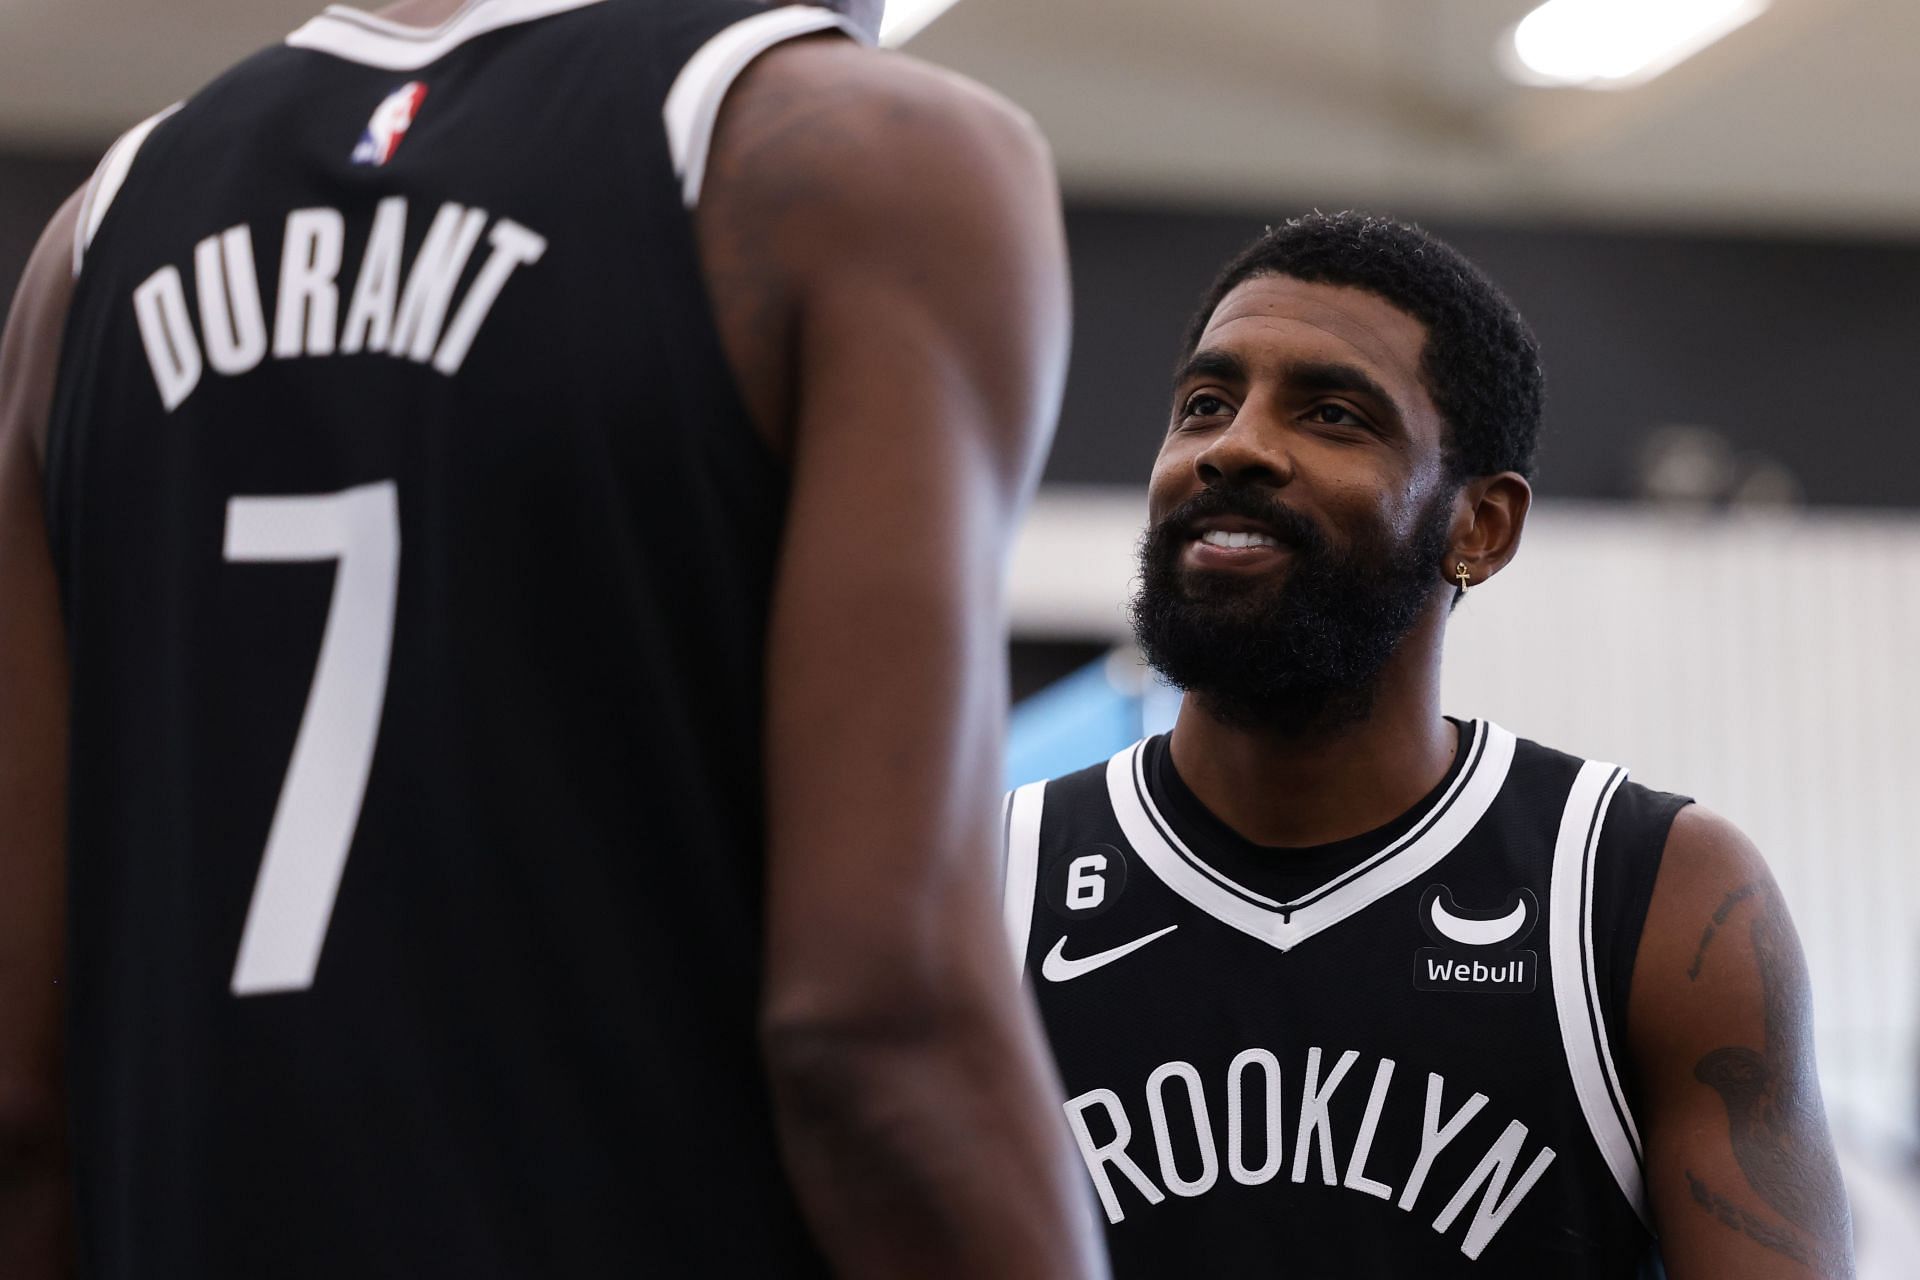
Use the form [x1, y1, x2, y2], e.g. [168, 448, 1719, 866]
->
[1500, 0, 1770, 90]
[880, 0, 963, 47]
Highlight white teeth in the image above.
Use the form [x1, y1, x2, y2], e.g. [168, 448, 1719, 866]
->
[1199, 529, 1278, 550]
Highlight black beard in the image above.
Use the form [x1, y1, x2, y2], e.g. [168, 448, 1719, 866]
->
[1128, 482, 1453, 735]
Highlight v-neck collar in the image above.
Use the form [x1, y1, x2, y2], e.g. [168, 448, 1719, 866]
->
[1104, 719, 1516, 953]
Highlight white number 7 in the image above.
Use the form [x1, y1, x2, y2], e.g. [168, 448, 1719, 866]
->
[224, 481, 400, 996]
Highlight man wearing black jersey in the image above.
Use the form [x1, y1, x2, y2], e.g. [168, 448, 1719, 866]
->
[0, 2, 1102, 1277]
[1007, 213, 1852, 1277]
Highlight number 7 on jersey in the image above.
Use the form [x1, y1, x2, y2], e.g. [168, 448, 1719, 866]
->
[224, 481, 400, 996]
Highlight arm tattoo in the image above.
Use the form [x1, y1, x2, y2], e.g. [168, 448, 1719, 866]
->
[1686, 882, 1758, 981]
[1688, 883, 1853, 1274]
[1687, 1170, 1824, 1271]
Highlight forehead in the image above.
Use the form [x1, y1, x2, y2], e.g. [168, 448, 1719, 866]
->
[1192, 275, 1438, 419]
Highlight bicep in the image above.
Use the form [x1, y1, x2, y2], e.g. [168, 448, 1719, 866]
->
[1628, 806, 1854, 1279]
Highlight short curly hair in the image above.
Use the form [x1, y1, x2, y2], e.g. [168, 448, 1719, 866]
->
[1183, 212, 1545, 480]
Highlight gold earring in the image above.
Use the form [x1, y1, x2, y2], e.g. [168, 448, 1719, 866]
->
[1455, 562, 1472, 594]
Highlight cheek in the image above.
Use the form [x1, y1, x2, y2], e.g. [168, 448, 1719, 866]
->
[1145, 446, 1191, 519]
[1313, 451, 1432, 536]
[1310, 478, 1413, 554]
[1389, 466, 1460, 542]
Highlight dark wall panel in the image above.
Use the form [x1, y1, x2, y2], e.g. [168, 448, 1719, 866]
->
[1055, 204, 1920, 506]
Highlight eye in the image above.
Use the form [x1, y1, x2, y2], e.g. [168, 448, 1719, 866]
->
[1305, 402, 1369, 431]
[1181, 392, 1232, 419]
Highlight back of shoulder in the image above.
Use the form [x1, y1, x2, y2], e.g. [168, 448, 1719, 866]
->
[706, 34, 1056, 250]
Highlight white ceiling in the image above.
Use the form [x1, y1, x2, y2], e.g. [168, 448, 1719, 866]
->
[3, 0, 1916, 234]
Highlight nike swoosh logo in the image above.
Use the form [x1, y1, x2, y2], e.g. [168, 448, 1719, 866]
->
[1041, 925, 1179, 983]
[1429, 896, 1528, 947]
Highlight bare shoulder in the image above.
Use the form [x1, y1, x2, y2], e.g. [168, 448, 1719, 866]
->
[0, 190, 85, 468]
[695, 35, 1065, 452]
[1660, 802, 1769, 889]
[1648, 804, 1775, 941]
[702, 35, 1060, 284]
[717, 37, 1053, 207]
[1630, 803, 1791, 1058]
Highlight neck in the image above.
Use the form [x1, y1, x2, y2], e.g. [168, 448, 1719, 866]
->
[1166, 606, 1456, 848]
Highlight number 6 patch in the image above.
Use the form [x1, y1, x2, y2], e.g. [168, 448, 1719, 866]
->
[1042, 843, 1128, 920]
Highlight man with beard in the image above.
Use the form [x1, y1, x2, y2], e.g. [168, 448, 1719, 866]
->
[1004, 212, 1853, 1278]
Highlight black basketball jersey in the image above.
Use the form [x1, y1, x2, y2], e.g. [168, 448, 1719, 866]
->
[45, 3, 862, 1275]
[1004, 721, 1691, 1278]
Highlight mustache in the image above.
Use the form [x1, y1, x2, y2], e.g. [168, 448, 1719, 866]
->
[1150, 484, 1329, 557]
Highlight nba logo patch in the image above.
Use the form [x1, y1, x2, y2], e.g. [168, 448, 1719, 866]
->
[352, 82, 429, 166]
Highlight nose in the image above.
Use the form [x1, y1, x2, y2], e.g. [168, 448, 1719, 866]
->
[1192, 403, 1294, 491]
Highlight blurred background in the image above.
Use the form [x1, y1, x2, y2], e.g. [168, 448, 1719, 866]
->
[4, 0, 1916, 1266]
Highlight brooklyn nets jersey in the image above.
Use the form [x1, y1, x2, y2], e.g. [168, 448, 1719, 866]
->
[46, 2, 860, 1275]
[1005, 721, 1690, 1278]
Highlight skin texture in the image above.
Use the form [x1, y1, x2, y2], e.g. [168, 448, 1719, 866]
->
[0, 194, 78, 1280]
[0, 5, 1102, 1278]
[1153, 272, 1852, 1277]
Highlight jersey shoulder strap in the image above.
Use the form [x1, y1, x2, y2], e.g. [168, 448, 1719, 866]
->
[660, 2, 866, 208]
[72, 105, 182, 277]
[1540, 740, 1691, 1229]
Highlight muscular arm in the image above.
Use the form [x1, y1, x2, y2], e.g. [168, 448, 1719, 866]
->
[696, 37, 1104, 1280]
[1629, 805, 1854, 1279]
[0, 193, 80, 1277]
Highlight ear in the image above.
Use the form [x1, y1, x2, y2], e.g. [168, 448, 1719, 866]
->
[1445, 471, 1532, 589]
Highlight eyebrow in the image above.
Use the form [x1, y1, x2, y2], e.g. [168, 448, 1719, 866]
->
[1174, 349, 1409, 436]
[1284, 359, 1406, 434]
[1171, 348, 1248, 390]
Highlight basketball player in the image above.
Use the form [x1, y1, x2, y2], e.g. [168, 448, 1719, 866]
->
[0, 1, 1106, 1276]
[1004, 212, 1854, 1277]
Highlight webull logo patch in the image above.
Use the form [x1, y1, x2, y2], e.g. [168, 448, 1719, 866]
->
[1414, 885, 1539, 994]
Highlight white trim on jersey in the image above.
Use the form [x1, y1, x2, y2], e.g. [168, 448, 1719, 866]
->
[662, 5, 867, 209]
[1548, 759, 1651, 1228]
[73, 104, 183, 278]
[286, 0, 609, 71]
[1102, 720, 1518, 953]
[1003, 781, 1047, 978]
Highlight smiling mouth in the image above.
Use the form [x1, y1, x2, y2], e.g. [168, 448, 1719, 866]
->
[1181, 525, 1294, 577]
[1195, 528, 1280, 550]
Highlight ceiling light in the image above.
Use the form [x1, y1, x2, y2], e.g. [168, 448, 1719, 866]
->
[1500, 0, 1770, 90]
[880, 0, 963, 47]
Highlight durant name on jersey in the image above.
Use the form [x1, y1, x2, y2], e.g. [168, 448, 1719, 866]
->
[131, 197, 547, 412]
